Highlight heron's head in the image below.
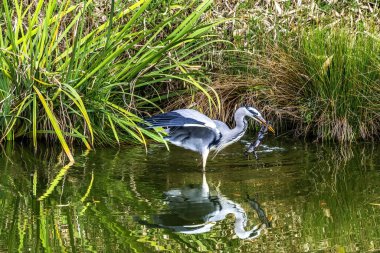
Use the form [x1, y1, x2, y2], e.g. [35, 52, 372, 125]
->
[245, 106, 275, 133]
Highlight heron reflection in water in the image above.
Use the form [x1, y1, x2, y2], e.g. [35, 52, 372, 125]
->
[136, 173, 272, 239]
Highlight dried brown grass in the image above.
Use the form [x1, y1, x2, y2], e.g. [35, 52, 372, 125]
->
[164, 74, 267, 126]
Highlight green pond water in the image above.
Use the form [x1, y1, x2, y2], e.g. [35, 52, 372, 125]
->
[0, 137, 380, 252]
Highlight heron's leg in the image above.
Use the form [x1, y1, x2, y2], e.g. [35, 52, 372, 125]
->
[202, 149, 209, 172]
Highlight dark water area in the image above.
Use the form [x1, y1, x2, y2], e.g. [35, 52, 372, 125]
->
[0, 137, 379, 252]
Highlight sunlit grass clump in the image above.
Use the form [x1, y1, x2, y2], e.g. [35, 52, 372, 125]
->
[259, 28, 380, 142]
[0, 0, 218, 160]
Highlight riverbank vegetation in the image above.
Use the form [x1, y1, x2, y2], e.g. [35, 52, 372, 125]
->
[0, 0, 219, 159]
[186, 0, 380, 142]
[1, 0, 380, 158]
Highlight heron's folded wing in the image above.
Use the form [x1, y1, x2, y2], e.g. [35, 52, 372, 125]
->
[144, 112, 205, 128]
[144, 109, 220, 136]
[212, 120, 230, 132]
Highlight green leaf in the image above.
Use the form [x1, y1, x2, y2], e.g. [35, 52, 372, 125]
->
[33, 86, 74, 162]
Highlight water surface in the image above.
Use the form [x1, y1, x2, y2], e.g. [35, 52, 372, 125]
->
[0, 138, 379, 252]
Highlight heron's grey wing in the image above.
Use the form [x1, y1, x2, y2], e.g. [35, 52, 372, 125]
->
[144, 109, 221, 137]
[166, 126, 219, 153]
[144, 109, 221, 153]
[145, 109, 217, 130]
[144, 111, 205, 128]
[212, 120, 230, 133]
[172, 109, 218, 130]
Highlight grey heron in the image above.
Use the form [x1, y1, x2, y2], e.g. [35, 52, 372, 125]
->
[145, 106, 274, 170]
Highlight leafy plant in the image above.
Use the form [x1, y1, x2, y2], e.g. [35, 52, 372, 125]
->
[0, 0, 220, 160]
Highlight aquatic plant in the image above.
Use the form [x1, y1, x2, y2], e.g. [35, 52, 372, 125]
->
[0, 0, 219, 160]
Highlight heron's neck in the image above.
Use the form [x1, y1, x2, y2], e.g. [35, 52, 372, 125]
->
[231, 108, 248, 138]
[234, 212, 262, 239]
[214, 108, 248, 150]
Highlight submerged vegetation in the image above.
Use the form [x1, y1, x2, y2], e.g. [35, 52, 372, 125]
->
[1, 0, 380, 157]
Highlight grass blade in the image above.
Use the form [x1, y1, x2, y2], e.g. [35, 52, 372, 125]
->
[33, 86, 74, 162]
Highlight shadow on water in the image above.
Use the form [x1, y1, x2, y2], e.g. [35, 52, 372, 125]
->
[0, 138, 380, 252]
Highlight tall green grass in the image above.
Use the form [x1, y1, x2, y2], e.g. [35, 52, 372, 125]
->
[256, 28, 380, 142]
[298, 29, 380, 141]
[0, 0, 219, 160]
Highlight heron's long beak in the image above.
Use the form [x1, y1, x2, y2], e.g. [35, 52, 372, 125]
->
[252, 116, 275, 134]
